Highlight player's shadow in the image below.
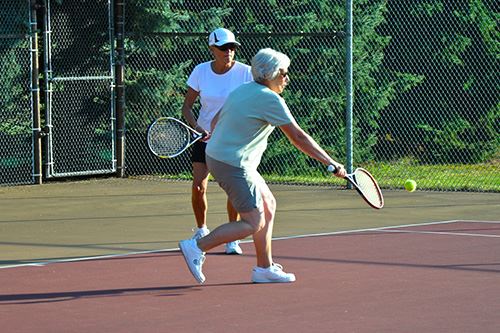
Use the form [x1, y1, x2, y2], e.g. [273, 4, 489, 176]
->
[0, 282, 252, 305]
[271, 254, 500, 274]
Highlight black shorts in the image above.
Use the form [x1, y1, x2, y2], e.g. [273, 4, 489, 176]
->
[191, 140, 207, 163]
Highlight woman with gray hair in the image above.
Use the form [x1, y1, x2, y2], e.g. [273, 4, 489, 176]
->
[179, 48, 346, 284]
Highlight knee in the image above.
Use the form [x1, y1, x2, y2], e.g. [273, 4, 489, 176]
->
[192, 182, 207, 195]
[244, 213, 266, 233]
[254, 218, 267, 233]
[268, 196, 276, 214]
[263, 195, 277, 219]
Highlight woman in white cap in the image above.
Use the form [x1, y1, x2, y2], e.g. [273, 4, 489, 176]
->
[179, 48, 346, 284]
[181, 28, 253, 255]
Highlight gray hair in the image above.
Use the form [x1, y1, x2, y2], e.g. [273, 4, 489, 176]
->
[251, 48, 290, 83]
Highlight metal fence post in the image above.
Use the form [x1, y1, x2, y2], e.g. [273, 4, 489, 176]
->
[30, 0, 42, 184]
[345, 0, 353, 186]
[115, 0, 126, 177]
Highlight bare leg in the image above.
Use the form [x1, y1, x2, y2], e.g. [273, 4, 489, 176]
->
[192, 162, 209, 228]
[227, 199, 239, 222]
[197, 208, 263, 252]
[252, 184, 276, 268]
[197, 185, 275, 268]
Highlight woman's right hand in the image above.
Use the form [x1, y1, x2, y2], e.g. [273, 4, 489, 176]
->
[329, 163, 346, 178]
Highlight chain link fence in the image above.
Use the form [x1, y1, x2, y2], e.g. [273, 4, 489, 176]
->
[42, 0, 116, 177]
[124, 0, 499, 192]
[363, 0, 499, 191]
[0, 1, 498, 191]
[0, 0, 34, 185]
[124, 32, 345, 178]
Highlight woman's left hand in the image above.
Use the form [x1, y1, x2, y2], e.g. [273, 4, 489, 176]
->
[196, 126, 211, 141]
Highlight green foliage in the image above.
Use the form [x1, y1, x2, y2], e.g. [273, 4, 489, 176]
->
[0, 39, 31, 136]
[345, 0, 397, 163]
[126, 1, 191, 33]
[1, 1, 31, 136]
[1, 0, 496, 190]
[0, 1, 30, 35]
[125, 61, 192, 130]
[124, 0, 347, 176]
[417, 116, 473, 163]
[125, 0, 498, 178]
[378, 0, 499, 164]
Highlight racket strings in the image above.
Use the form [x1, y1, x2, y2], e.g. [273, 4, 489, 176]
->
[353, 170, 383, 207]
[149, 121, 190, 156]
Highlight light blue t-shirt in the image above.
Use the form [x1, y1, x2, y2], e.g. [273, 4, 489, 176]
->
[206, 81, 295, 170]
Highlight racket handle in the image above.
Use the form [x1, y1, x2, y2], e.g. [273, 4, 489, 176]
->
[327, 164, 337, 174]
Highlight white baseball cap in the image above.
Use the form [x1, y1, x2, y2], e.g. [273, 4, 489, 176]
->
[208, 28, 241, 47]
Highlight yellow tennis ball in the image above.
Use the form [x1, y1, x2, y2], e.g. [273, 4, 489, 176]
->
[404, 179, 417, 192]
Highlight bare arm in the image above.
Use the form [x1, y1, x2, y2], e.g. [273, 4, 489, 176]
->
[210, 110, 221, 133]
[181, 87, 204, 132]
[279, 121, 346, 178]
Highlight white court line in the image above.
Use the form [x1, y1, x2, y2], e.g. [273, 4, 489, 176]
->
[1, 219, 498, 270]
[268, 219, 462, 242]
[455, 220, 500, 224]
[0, 248, 180, 270]
[374, 229, 500, 238]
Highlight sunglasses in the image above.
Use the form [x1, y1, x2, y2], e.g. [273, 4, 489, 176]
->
[280, 70, 289, 78]
[215, 43, 237, 51]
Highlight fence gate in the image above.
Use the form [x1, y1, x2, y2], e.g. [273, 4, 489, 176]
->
[43, 0, 115, 177]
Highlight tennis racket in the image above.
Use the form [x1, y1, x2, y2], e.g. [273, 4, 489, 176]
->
[147, 117, 205, 158]
[327, 165, 384, 209]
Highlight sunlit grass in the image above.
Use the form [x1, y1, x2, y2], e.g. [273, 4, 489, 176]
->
[149, 161, 499, 192]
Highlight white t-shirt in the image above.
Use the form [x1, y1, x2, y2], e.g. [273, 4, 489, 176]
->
[187, 61, 253, 130]
[206, 81, 295, 170]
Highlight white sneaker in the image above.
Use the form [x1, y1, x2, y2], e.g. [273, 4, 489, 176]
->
[179, 239, 206, 284]
[225, 240, 243, 255]
[192, 227, 210, 240]
[251, 263, 296, 283]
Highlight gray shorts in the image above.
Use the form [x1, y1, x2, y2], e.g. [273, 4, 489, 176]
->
[206, 156, 264, 213]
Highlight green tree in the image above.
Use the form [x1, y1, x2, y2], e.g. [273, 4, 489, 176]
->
[0, 2, 31, 136]
[377, 0, 499, 164]
[125, 0, 405, 176]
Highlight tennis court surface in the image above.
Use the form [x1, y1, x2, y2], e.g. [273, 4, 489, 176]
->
[1, 179, 499, 332]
